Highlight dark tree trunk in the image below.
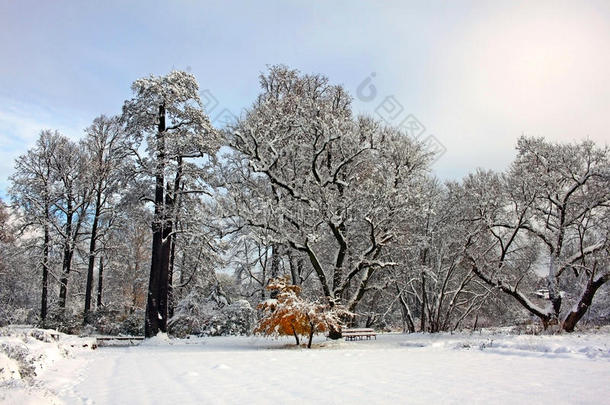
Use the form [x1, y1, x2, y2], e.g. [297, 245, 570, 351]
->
[396, 285, 415, 333]
[346, 266, 375, 312]
[420, 272, 427, 332]
[59, 197, 74, 308]
[58, 201, 74, 308]
[289, 254, 304, 286]
[40, 214, 50, 323]
[96, 256, 104, 307]
[330, 221, 347, 294]
[58, 192, 88, 310]
[269, 243, 281, 299]
[307, 322, 315, 348]
[292, 326, 300, 346]
[58, 249, 74, 308]
[260, 258, 266, 300]
[271, 243, 281, 279]
[84, 192, 102, 323]
[563, 273, 609, 332]
[547, 256, 562, 322]
[145, 104, 172, 337]
[303, 246, 333, 303]
[365, 314, 376, 328]
[418, 220, 431, 332]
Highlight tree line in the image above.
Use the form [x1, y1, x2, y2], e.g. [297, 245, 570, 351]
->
[1, 66, 608, 336]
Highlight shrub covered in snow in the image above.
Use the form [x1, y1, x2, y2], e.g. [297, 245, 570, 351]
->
[0, 341, 37, 380]
[168, 289, 256, 337]
[87, 307, 145, 336]
[43, 307, 83, 335]
[39, 305, 145, 336]
[0, 307, 38, 328]
[0, 327, 93, 384]
[119, 310, 145, 336]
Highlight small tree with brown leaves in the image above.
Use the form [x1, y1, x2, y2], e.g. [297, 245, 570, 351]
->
[255, 277, 350, 348]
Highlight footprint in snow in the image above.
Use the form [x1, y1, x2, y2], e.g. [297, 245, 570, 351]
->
[212, 364, 230, 370]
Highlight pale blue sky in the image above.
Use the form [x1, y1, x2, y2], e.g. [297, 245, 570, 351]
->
[1, 0, 609, 198]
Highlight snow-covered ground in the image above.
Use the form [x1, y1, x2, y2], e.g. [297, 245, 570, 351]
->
[2, 327, 610, 404]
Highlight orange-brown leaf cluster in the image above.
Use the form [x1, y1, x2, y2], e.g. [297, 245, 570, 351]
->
[255, 277, 348, 345]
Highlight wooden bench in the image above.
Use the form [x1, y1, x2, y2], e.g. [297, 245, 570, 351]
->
[94, 336, 145, 347]
[342, 328, 376, 341]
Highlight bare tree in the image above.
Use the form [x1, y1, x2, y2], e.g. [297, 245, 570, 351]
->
[9, 131, 62, 322]
[390, 180, 492, 333]
[463, 138, 610, 331]
[51, 136, 91, 309]
[81, 115, 129, 323]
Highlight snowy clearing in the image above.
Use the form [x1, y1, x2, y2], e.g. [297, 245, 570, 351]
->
[2, 328, 610, 404]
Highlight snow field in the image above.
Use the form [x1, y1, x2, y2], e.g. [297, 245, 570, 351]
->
[2, 329, 610, 404]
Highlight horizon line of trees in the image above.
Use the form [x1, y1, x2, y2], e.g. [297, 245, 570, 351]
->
[1, 66, 608, 337]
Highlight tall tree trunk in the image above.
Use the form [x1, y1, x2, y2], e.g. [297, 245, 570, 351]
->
[420, 272, 427, 332]
[58, 201, 74, 308]
[84, 192, 102, 323]
[271, 243, 281, 278]
[260, 254, 267, 300]
[289, 254, 298, 286]
[145, 103, 172, 337]
[96, 256, 104, 307]
[269, 243, 281, 299]
[330, 221, 347, 295]
[40, 211, 50, 324]
[419, 219, 431, 332]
